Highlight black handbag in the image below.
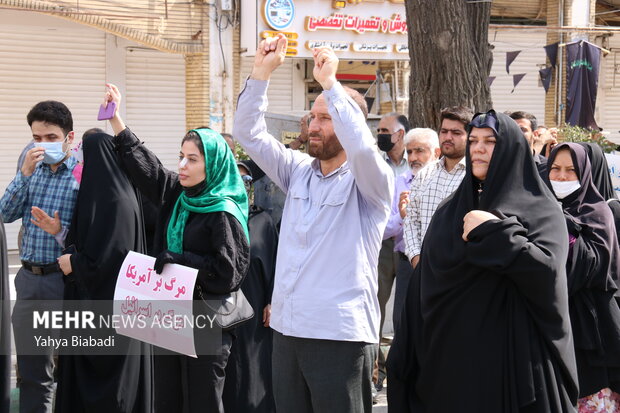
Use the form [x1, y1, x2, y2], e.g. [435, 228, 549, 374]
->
[196, 285, 255, 330]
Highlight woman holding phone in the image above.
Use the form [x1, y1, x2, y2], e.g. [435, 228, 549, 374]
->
[103, 84, 250, 413]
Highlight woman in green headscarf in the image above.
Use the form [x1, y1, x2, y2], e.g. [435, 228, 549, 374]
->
[104, 84, 250, 413]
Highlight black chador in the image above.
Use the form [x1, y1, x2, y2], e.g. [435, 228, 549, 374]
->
[548, 142, 620, 399]
[388, 111, 578, 412]
[55, 133, 152, 413]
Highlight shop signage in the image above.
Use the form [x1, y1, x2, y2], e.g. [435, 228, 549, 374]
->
[264, 0, 295, 31]
[243, 0, 409, 60]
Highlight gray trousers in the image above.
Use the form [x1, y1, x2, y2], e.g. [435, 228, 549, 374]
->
[12, 267, 64, 413]
[272, 331, 377, 413]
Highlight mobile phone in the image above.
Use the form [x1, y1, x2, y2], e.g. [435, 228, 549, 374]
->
[97, 102, 116, 120]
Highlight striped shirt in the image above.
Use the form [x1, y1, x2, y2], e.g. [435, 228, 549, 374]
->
[403, 157, 466, 260]
[0, 156, 79, 263]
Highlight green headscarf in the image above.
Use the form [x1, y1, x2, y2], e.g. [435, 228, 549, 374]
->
[166, 128, 249, 254]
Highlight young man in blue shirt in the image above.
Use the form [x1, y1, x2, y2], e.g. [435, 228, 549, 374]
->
[1, 101, 78, 413]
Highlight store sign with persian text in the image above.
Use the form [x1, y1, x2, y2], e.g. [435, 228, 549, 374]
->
[242, 0, 408, 60]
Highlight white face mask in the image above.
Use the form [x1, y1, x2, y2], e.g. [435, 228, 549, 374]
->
[550, 179, 581, 199]
[39, 140, 68, 164]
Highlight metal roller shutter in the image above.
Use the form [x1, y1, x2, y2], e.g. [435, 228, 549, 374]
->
[598, 36, 620, 144]
[240, 56, 294, 113]
[489, 29, 547, 124]
[0, 11, 106, 250]
[125, 48, 186, 171]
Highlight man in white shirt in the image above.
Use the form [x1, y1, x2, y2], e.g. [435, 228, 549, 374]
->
[233, 35, 393, 412]
[403, 106, 473, 268]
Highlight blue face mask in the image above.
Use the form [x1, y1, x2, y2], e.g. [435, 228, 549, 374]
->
[38, 140, 68, 165]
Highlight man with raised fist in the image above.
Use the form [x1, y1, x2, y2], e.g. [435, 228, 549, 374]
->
[233, 35, 393, 412]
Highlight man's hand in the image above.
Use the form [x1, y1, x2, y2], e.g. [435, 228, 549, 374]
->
[250, 34, 288, 81]
[21, 147, 45, 177]
[398, 190, 410, 219]
[462, 210, 498, 241]
[289, 114, 310, 150]
[105, 83, 126, 135]
[411, 255, 420, 268]
[299, 113, 310, 143]
[58, 254, 72, 275]
[543, 136, 559, 158]
[312, 47, 339, 90]
[30, 207, 62, 235]
[262, 304, 271, 327]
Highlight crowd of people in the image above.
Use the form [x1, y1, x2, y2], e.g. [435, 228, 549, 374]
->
[0, 32, 619, 413]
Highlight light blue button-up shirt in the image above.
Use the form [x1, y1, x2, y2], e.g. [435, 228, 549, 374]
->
[233, 79, 393, 343]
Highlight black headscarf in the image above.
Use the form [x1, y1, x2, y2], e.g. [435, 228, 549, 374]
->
[548, 142, 620, 291]
[388, 111, 578, 412]
[579, 142, 617, 200]
[66, 132, 146, 299]
[547, 142, 620, 397]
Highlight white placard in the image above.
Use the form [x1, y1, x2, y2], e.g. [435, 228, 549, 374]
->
[113, 251, 198, 357]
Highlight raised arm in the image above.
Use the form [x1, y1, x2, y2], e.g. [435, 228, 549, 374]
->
[232, 34, 307, 193]
[104, 84, 179, 205]
[0, 145, 48, 223]
[313, 47, 393, 212]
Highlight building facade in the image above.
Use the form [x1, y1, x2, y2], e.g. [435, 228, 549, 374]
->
[1, 0, 620, 248]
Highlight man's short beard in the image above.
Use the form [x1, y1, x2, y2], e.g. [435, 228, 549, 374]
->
[308, 133, 344, 161]
[441, 148, 465, 160]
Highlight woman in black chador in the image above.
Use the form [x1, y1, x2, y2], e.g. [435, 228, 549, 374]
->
[387, 110, 578, 412]
[547, 142, 620, 410]
[54, 132, 152, 412]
